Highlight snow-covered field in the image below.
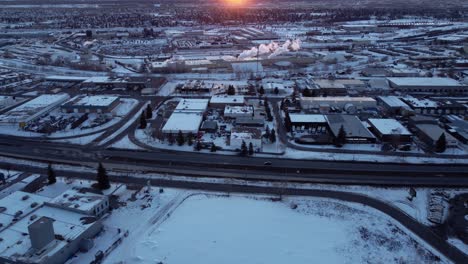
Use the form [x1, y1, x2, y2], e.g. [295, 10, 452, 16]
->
[103, 194, 448, 264]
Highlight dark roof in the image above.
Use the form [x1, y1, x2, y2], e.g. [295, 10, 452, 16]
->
[326, 115, 375, 139]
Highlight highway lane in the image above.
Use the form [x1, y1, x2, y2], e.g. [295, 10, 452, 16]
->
[0, 139, 468, 186]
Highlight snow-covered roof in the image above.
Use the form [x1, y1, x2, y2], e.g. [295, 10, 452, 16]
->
[402, 96, 438, 108]
[210, 95, 245, 104]
[290, 114, 326, 123]
[301, 97, 376, 102]
[175, 99, 209, 113]
[378, 96, 411, 109]
[64, 95, 119, 107]
[368, 118, 412, 136]
[387, 77, 463, 87]
[0, 191, 50, 227]
[162, 112, 203, 133]
[224, 106, 253, 115]
[0, 94, 70, 123]
[47, 189, 107, 213]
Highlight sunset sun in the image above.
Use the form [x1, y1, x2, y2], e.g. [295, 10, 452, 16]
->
[223, 0, 248, 6]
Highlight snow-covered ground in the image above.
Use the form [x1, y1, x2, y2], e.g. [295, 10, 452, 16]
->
[103, 194, 448, 264]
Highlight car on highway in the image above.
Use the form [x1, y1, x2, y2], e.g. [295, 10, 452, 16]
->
[263, 161, 272, 166]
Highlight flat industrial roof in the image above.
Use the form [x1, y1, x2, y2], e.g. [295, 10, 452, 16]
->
[175, 99, 209, 113]
[210, 95, 245, 104]
[378, 96, 411, 108]
[387, 77, 463, 87]
[290, 114, 326, 123]
[162, 112, 203, 133]
[368, 118, 412, 136]
[64, 95, 119, 107]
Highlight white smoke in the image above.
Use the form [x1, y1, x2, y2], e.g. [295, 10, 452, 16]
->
[238, 39, 301, 60]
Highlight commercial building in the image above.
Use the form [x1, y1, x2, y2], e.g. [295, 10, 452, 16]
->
[162, 112, 204, 135]
[0, 190, 107, 264]
[224, 106, 254, 118]
[210, 95, 245, 108]
[230, 127, 262, 151]
[377, 96, 413, 115]
[413, 124, 458, 149]
[162, 98, 209, 135]
[325, 115, 376, 143]
[441, 115, 468, 144]
[387, 77, 467, 94]
[61, 95, 120, 114]
[45, 188, 110, 217]
[289, 114, 327, 131]
[300, 97, 377, 112]
[0, 94, 70, 127]
[367, 118, 412, 143]
[174, 98, 209, 113]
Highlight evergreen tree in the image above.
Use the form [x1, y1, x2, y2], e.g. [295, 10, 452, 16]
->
[96, 162, 110, 190]
[145, 104, 153, 119]
[264, 125, 271, 139]
[47, 163, 56, 185]
[139, 111, 147, 129]
[284, 111, 292, 132]
[435, 133, 447, 153]
[335, 125, 347, 147]
[270, 129, 276, 143]
[248, 142, 254, 155]
[259, 85, 265, 95]
[227, 85, 236, 95]
[194, 141, 202, 151]
[210, 143, 217, 152]
[240, 141, 248, 156]
[187, 132, 194, 146]
[264, 97, 273, 122]
[167, 133, 175, 145]
[176, 130, 185, 146]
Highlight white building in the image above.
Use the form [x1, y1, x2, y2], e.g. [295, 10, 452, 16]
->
[45, 188, 110, 217]
[0, 191, 105, 264]
[0, 93, 70, 127]
[210, 95, 245, 107]
[224, 106, 254, 118]
[174, 98, 209, 113]
[162, 112, 204, 134]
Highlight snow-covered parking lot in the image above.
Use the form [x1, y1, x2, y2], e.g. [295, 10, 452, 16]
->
[104, 194, 447, 264]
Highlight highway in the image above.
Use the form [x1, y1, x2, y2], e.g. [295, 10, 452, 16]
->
[0, 133, 467, 186]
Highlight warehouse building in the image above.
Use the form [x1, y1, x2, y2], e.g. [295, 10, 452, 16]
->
[377, 96, 413, 115]
[224, 106, 254, 118]
[162, 98, 209, 135]
[0, 93, 70, 127]
[413, 124, 459, 150]
[368, 118, 412, 143]
[0, 191, 107, 264]
[300, 97, 377, 112]
[325, 115, 376, 143]
[387, 77, 467, 94]
[289, 114, 327, 131]
[210, 95, 245, 108]
[61, 95, 120, 114]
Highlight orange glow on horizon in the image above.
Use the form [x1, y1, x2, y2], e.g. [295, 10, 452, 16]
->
[222, 0, 249, 7]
